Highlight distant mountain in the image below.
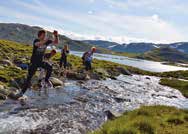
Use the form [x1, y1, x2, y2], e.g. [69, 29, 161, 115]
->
[84, 40, 188, 54]
[83, 40, 120, 49]
[137, 47, 188, 63]
[169, 42, 188, 53]
[83, 40, 159, 53]
[0, 23, 111, 53]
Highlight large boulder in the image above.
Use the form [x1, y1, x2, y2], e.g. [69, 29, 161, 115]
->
[49, 77, 64, 87]
[104, 110, 123, 120]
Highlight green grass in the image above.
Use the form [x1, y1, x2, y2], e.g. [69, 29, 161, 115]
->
[90, 106, 188, 134]
[0, 39, 155, 88]
[1, 39, 188, 89]
[160, 78, 188, 98]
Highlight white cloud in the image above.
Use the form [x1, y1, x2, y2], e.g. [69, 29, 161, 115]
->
[88, 10, 94, 15]
[0, 0, 187, 44]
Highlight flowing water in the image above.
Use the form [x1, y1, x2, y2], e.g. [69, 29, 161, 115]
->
[0, 75, 187, 134]
[71, 51, 188, 72]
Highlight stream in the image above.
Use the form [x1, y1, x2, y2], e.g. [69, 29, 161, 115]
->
[0, 75, 187, 134]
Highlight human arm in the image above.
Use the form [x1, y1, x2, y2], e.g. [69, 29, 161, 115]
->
[52, 30, 59, 45]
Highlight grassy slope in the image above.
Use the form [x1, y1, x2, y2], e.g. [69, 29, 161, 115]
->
[91, 106, 188, 134]
[160, 78, 188, 98]
[0, 39, 154, 85]
[137, 47, 188, 63]
[0, 39, 188, 97]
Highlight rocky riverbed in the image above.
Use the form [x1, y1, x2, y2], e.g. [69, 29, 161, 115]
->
[0, 75, 187, 134]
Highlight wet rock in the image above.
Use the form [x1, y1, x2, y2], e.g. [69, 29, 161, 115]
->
[7, 92, 19, 100]
[146, 77, 151, 80]
[114, 97, 131, 103]
[116, 67, 132, 75]
[10, 78, 25, 88]
[77, 80, 85, 84]
[0, 87, 9, 97]
[55, 86, 64, 89]
[105, 110, 122, 120]
[76, 73, 87, 80]
[66, 72, 78, 79]
[0, 85, 7, 100]
[74, 97, 89, 103]
[9, 87, 20, 94]
[110, 76, 117, 80]
[67, 71, 86, 80]
[0, 94, 6, 100]
[49, 77, 64, 87]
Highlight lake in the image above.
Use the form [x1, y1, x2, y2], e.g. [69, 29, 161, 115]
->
[71, 51, 188, 72]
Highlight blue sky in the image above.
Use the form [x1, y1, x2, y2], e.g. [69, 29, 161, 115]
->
[0, 0, 188, 43]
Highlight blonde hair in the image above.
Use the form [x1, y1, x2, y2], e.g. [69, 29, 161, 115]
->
[63, 44, 69, 51]
[91, 47, 96, 51]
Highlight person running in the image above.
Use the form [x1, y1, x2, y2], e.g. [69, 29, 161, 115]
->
[15, 30, 59, 99]
[59, 44, 69, 69]
[82, 47, 96, 71]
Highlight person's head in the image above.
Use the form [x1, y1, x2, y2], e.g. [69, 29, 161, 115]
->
[51, 49, 57, 57]
[38, 30, 46, 40]
[91, 47, 96, 53]
[64, 45, 69, 51]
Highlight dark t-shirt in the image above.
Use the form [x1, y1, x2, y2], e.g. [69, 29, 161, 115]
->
[61, 49, 69, 59]
[30, 39, 52, 63]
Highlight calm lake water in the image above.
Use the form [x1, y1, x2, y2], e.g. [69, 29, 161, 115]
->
[71, 51, 188, 72]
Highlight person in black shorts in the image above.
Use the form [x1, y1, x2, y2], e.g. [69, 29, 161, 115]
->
[59, 44, 69, 69]
[15, 30, 59, 98]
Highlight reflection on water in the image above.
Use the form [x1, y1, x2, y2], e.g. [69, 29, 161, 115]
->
[71, 51, 188, 72]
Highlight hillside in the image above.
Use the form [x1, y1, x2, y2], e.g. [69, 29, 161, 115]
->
[137, 47, 188, 63]
[0, 23, 112, 53]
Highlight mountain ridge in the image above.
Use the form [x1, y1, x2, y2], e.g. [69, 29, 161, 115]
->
[84, 40, 188, 54]
[0, 23, 112, 53]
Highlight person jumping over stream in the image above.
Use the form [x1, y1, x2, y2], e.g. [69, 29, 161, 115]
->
[14, 30, 59, 99]
[82, 47, 96, 78]
[38, 49, 57, 89]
